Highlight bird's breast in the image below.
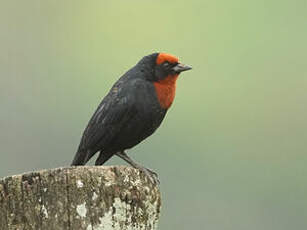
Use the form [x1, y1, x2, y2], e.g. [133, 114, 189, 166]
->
[153, 75, 178, 109]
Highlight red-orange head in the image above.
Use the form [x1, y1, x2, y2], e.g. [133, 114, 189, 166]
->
[148, 52, 192, 109]
[154, 53, 192, 82]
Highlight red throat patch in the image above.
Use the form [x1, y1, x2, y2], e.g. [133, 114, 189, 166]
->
[154, 74, 179, 109]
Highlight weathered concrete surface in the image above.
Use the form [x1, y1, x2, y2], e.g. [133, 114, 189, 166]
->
[0, 166, 161, 230]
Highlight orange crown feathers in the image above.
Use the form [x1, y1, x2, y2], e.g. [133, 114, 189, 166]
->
[156, 53, 179, 65]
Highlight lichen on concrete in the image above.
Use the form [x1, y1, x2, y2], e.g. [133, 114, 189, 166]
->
[76, 202, 87, 218]
[0, 166, 161, 230]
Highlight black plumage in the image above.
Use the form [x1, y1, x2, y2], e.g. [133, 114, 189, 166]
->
[71, 53, 191, 183]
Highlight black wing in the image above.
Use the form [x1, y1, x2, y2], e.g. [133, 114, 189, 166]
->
[84, 90, 137, 149]
[72, 79, 139, 165]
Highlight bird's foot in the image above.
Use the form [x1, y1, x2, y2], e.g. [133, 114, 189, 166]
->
[146, 167, 158, 177]
[141, 168, 160, 185]
[115, 151, 160, 185]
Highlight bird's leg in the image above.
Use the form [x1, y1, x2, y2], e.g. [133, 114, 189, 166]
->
[117, 151, 158, 176]
[144, 167, 158, 177]
[115, 151, 159, 184]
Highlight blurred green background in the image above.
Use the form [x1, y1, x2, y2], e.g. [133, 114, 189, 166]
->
[1, 0, 306, 229]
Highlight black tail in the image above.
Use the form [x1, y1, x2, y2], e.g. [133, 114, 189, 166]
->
[94, 151, 115, 165]
[71, 149, 92, 166]
[71, 148, 114, 166]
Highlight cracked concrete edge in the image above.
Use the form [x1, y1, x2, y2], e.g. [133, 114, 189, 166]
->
[0, 166, 161, 230]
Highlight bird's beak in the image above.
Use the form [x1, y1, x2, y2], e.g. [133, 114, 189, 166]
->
[172, 63, 192, 73]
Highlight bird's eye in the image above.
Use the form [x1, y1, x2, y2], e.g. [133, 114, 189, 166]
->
[163, 62, 170, 67]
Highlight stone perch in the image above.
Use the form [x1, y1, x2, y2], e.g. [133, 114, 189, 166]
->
[0, 166, 161, 230]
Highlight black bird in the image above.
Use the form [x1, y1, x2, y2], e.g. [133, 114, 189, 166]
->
[71, 53, 191, 183]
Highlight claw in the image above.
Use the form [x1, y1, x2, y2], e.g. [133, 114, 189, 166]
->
[146, 168, 158, 177]
[115, 151, 160, 184]
[141, 168, 160, 185]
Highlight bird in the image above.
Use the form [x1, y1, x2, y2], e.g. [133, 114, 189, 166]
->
[71, 52, 192, 183]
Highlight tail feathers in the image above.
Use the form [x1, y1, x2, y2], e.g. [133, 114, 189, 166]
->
[95, 151, 115, 166]
[71, 149, 90, 166]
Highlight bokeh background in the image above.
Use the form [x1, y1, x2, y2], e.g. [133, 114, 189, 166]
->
[1, 0, 306, 229]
